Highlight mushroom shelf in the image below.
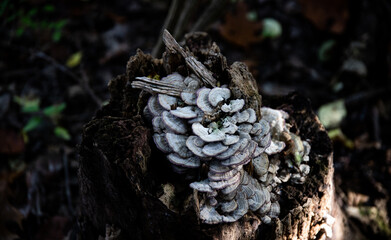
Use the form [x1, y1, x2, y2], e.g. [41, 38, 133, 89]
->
[78, 31, 347, 240]
[132, 67, 311, 224]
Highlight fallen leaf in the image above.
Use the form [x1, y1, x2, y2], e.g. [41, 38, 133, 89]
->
[0, 129, 25, 155]
[298, 0, 349, 34]
[347, 191, 369, 206]
[342, 58, 367, 77]
[66, 51, 82, 68]
[219, 2, 263, 48]
[317, 99, 347, 129]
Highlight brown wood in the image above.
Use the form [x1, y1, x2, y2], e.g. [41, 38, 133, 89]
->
[78, 32, 354, 240]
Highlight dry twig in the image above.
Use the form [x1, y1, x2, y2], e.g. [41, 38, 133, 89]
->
[162, 30, 217, 87]
[32, 51, 103, 107]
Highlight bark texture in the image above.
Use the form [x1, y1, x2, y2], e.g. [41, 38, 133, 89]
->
[78, 32, 350, 239]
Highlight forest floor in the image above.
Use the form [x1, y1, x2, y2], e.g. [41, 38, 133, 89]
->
[1, 0, 391, 239]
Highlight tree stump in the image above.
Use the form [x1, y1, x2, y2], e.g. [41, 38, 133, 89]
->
[78, 32, 353, 239]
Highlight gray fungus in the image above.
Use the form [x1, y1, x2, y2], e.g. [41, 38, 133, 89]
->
[132, 73, 311, 224]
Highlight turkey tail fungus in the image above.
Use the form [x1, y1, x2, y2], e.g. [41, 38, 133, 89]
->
[78, 31, 358, 239]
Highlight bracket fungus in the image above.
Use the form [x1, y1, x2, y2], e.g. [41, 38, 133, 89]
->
[131, 30, 312, 225]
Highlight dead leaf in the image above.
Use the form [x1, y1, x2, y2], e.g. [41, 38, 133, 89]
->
[298, 0, 349, 34]
[0, 129, 25, 155]
[347, 191, 369, 206]
[317, 99, 347, 129]
[219, 2, 263, 48]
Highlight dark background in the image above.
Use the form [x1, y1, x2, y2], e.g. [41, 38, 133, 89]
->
[1, 0, 391, 239]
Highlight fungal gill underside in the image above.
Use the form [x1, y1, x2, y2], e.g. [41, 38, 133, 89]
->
[132, 72, 311, 224]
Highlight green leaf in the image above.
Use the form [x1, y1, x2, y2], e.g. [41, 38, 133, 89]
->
[43, 103, 66, 117]
[15, 27, 25, 37]
[23, 116, 43, 132]
[328, 128, 354, 149]
[13, 96, 23, 105]
[54, 19, 67, 29]
[66, 52, 82, 68]
[261, 18, 282, 39]
[54, 126, 71, 140]
[22, 100, 40, 113]
[14, 96, 40, 113]
[319, 40, 336, 62]
[22, 131, 29, 143]
[43, 5, 55, 12]
[51, 20, 67, 42]
[52, 30, 62, 42]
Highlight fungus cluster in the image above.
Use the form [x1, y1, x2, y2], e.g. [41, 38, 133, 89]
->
[130, 30, 311, 225]
[132, 72, 311, 224]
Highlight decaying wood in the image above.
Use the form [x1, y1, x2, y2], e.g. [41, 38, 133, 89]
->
[227, 62, 262, 119]
[131, 76, 183, 96]
[78, 31, 353, 240]
[163, 30, 217, 87]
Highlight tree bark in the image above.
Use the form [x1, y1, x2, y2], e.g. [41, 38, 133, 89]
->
[78, 32, 355, 240]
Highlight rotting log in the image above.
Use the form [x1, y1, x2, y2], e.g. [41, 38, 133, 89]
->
[78, 32, 357, 239]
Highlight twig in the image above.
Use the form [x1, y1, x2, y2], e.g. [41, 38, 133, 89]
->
[151, 0, 182, 58]
[62, 149, 75, 216]
[191, 0, 230, 32]
[80, 65, 103, 106]
[173, 0, 197, 39]
[32, 50, 103, 107]
[162, 30, 217, 87]
[344, 87, 391, 107]
[152, 0, 231, 57]
[372, 105, 381, 148]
